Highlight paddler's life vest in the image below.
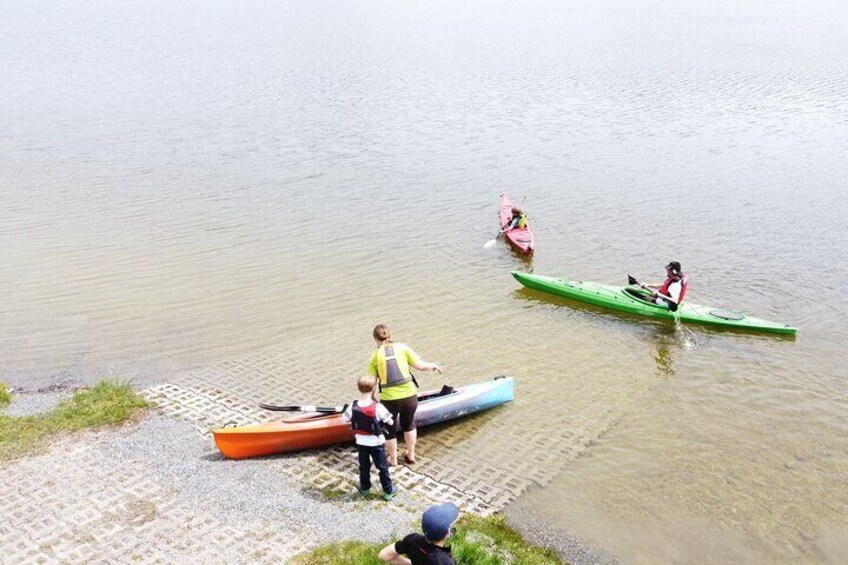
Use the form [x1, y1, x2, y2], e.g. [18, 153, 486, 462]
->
[350, 400, 385, 436]
[659, 274, 689, 305]
[513, 213, 527, 229]
[375, 345, 413, 390]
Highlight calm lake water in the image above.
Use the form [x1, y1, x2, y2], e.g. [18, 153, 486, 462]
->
[2, 0, 847, 562]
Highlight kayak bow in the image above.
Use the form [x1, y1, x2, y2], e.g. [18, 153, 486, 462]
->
[499, 193, 534, 255]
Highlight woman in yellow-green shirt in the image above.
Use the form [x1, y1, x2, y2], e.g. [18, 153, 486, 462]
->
[368, 324, 442, 466]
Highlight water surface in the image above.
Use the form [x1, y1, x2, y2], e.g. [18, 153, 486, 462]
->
[2, 0, 847, 562]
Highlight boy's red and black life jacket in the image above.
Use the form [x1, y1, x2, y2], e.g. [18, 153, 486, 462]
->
[659, 274, 689, 304]
[350, 400, 385, 436]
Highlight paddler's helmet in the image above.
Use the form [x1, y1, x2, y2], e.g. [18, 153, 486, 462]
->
[666, 261, 682, 276]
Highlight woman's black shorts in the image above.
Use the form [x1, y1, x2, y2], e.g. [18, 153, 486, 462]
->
[381, 395, 418, 440]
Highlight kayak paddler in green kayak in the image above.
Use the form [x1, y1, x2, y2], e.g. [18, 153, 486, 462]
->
[512, 268, 796, 334]
[642, 261, 688, 310]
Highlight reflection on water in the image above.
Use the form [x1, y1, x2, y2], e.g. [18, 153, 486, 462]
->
[2, 0, 848, 562]
[673, 318, 700, 351]
[652, 341, 676, 377]
[648, 323, 698, 377]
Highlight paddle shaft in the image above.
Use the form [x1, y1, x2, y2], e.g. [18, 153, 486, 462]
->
[628, 275, 678, 312]
[486, 194, 529, 248]
[259, 403, 345, 413]
[484, 195, 527, 248]
[263, 369, 429, 414]
[500, 194, 528, 233]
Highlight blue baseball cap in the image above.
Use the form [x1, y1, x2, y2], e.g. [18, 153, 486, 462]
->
[422, 503, 460, 541]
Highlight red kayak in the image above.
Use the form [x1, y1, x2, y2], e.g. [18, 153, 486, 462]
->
[499, 193, 534, 255]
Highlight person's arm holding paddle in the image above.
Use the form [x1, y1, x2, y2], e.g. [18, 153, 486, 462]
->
[484, 195, 528, 248]
[628, 275, 680, 311]
[628, 261, 688, 312]
[495, 213, 523, 235]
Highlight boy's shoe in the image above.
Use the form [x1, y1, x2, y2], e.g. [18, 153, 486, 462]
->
[381, 490, 396, 501]
[356, 487, 371, 498]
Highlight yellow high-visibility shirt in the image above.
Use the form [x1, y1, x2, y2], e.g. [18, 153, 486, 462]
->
[367, 343, 422, 401]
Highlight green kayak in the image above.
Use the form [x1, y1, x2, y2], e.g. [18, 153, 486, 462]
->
[511, 271, 797, 335]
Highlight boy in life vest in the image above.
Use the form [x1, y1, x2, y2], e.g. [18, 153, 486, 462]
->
[378, 502, 459, 565]
[647, 261, 689, 309]
[342, 375, 396, 501]
[506, 207, 528, 230]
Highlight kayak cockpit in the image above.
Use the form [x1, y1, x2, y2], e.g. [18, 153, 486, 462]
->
[622, 287, 666, 308]
[419, 384, 457, 403]
[282, 385, 460, 422]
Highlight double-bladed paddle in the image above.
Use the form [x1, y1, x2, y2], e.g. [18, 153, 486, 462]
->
[484, 195, 527, 249]
[627, 274, 678, 312]
[259, 403, 346, 414]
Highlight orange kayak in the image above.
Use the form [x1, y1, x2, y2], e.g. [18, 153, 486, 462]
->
[213, 376, 514, 459]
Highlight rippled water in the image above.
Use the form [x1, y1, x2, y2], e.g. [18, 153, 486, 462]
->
[2, 0, 847, 562]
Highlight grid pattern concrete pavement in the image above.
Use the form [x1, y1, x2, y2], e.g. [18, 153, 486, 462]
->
[167, 348, 608, 507]
[1, 380, 502, 564]
[2, 347, 613, 563]
[1, 435, 311, 565]
[143, 382, 501, 515]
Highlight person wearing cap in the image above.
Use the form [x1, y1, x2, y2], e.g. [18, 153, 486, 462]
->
[647, 261, 689, 309]
[378, 502, 459, 565]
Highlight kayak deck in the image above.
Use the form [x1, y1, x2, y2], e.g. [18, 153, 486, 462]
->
[213, 376, 514, 459]
[512, 271, 797, 335]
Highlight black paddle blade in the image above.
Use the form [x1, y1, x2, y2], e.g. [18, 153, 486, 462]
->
[258, 403, 342, 413]
[627, 275, 638, 285]
[668, 302, 678, 313]
[258, 403, 298, 411]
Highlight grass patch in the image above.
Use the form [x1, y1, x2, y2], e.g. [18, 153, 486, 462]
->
[0, 383, 10, 407]
[308, 481, 353, 501]
[290, 513, 565, 565]
[292, 541, 383, 565]
[452, 514, 564, 564]
[0, 380, 148, 460]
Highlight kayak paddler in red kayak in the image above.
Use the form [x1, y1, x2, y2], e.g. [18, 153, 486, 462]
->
[646, 261, 689, 309]
[368, 324, 442, 466]
[505, 207, 528, 231]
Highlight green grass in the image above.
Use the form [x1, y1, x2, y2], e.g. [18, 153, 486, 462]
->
[451, 514, 564, 564]
[0, 383, 10, 408]
[310, 481, 353, 501]
[291, 514, 565, 565]
[292, 541, 383, 565]
[0, 380, 148, 460]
